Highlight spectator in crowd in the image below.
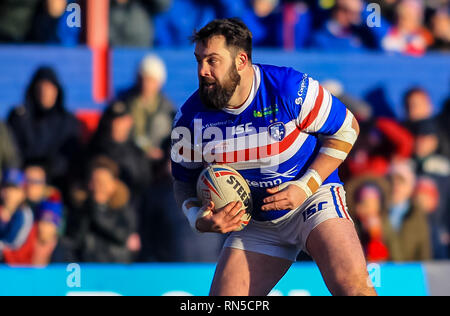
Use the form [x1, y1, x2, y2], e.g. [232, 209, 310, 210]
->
[140, 138, 224, 262]
[412, 118, 450, 179]
[428, 8, 450, 52]
[0, 122, 21, 176]
[154, 0, 215, 47]
[281, 0, 313, 50]
[0, 0, 41, 42]
[29, 0, 81, 46]
[23, 161, 63, 265]
[64, 156, 138, 263]
[346, 175, 391, 262]
[384, 161, 431, 261]
[0, 169, 35, 265]
[309, 0, 386, 51]
[240, 0, 284, 47]
[413, 177, 449, 259]
[119, 55, 175, 161]
[7, 66, 82, 191]
[382, 0, 434, 56]
[403, 87, 450, 158]
[88, 101, 151, 207]
[109, 0, 171, 47]
[403, 87, 434, 127]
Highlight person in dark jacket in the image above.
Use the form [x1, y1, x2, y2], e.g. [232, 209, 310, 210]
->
[88, 101, 151, 207]
[7, 66, 82, 190]
[109, 0, 171, 47]
[65, 156, 138, 263]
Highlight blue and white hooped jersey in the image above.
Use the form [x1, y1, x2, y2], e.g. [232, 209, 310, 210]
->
[172, 64, 349, 221]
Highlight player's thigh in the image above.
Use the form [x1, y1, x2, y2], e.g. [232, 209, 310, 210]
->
[306, 218, 376, 296]
[209, 247, 292, 296]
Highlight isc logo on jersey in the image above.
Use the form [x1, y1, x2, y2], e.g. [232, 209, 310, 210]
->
[231, 123, 255, 136]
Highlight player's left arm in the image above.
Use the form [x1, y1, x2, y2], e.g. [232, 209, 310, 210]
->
[262, 78, 359, 211]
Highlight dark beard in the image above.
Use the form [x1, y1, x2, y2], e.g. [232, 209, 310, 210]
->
[199, 65, 241, 110]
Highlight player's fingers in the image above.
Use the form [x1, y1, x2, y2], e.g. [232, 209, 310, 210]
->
[226, 214, 245, 232]
[262, 191, 287, 204]
[220, 201, 237, 214]
[226, 201, 242, 219]
[261, 199, 289, 211]
[266, 187, 279, 194]
[231, 209, 245, 223]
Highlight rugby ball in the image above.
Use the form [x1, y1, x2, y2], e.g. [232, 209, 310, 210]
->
[196, 164, 252, 231]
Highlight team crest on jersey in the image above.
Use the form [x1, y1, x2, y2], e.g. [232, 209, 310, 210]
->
[268, 122, 286, 141]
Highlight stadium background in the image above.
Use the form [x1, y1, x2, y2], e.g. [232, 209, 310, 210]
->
[0, 0, 449, 296]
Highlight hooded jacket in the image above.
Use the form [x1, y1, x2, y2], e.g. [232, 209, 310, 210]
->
[7, 67, 81, 184]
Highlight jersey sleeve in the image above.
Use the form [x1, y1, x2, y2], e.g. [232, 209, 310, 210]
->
[290, 73, 348, 135]
[171, 104, 204, 183]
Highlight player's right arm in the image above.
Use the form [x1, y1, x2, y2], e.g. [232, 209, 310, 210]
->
[171, 105, 244, 233]
[173, 180, 244, 233]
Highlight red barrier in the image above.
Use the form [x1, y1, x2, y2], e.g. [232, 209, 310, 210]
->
[87, 0, 110, 103]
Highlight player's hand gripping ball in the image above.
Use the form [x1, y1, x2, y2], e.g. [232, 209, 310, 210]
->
[196, 165, 253, 231]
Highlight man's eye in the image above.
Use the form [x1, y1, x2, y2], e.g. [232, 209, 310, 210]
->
[209, 58, 217, 64]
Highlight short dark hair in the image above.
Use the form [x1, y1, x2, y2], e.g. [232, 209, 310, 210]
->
[190, 18, 253, 61]
[89, 156, 120, 179]
[403, 87, 429, 106]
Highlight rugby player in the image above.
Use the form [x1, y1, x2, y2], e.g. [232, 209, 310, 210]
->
[171, 18, 377, 296]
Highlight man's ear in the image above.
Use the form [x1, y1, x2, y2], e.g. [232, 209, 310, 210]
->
[236, 52, 249, 71]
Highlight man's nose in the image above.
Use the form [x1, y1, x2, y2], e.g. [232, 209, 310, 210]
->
[198, 62, 212, 78]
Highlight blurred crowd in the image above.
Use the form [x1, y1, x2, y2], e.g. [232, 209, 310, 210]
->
[0, 0, 449, 266]
[0, 54, 449, 265]
[0, 55, 226, 265]
[0, 0, 448, 55]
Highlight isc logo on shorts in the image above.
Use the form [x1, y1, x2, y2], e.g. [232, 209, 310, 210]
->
[302, 202, 327, 222]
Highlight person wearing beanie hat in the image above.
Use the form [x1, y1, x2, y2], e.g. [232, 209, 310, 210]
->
[118, 54, 175, 161]
[139, 54, 167, 86]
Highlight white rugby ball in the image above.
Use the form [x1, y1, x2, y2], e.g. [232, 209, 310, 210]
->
[196, 164, 252, 231]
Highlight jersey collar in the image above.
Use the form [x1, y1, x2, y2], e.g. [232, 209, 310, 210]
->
[222, 64, 261, 115]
